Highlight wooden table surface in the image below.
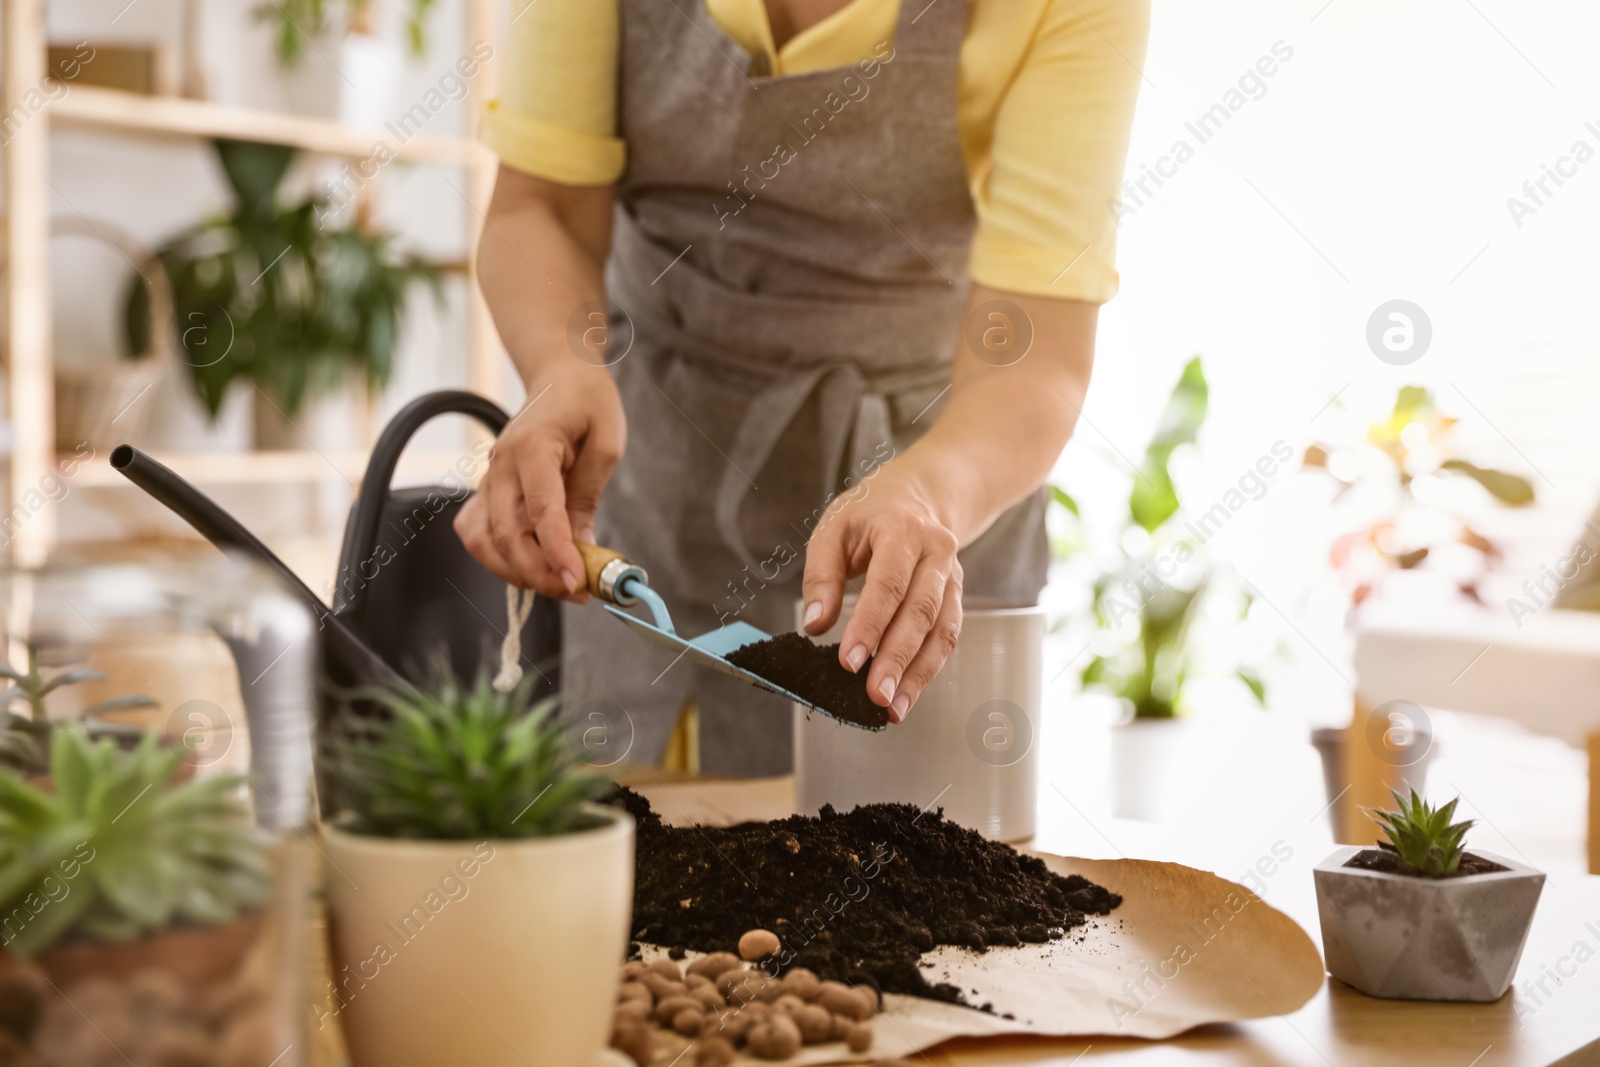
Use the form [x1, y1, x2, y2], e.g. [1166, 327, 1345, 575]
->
[930, 870, 1600, 1067]
[312, 774, 1600, 1067]
[640, 776, 1600, 1067]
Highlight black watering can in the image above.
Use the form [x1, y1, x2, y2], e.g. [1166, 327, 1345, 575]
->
[112, 390, 560, 705]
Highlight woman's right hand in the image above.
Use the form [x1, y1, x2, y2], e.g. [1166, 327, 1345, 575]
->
[455, 360, 627, 600]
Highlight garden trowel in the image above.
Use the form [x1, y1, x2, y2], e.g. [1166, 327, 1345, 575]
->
[575, 543, 880, 730]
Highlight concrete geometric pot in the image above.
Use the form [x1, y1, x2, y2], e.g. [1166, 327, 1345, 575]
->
[1313, 845, 1544, 1002]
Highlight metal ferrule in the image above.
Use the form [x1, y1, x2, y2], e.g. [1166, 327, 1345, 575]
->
[596, 557, 649, 605]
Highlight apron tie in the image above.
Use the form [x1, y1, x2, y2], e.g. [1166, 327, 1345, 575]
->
[711, 361, 933, 571]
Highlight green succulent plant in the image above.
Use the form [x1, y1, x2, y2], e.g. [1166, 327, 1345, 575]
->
[0, 651, 158, 776]
[330, 668, 612, 840]
[0, 729, 271, 958]
[1367, 788, 1474, 877]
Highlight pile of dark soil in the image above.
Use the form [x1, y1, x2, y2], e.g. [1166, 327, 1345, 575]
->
[1346, 845, 1508, 879]
[610, 787, 1121, 1006]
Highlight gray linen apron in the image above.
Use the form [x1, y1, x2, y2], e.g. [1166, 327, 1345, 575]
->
[561, 0, 1049, 775]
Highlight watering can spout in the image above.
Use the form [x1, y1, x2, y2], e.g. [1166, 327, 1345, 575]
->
[110, 445, 404, 690]
[111, 445, 316, 604]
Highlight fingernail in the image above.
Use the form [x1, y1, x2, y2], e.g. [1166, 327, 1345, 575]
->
[891, 694, 910, 722]
[577, 526, 595, 545]
[845, 644, 868, 672]
[879, 676, 897, 704]
[803, 602, 822, 628]
[561, 569, 579, 593]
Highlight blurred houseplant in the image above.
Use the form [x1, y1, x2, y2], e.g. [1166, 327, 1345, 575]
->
[124, 139, 438, 445]
[1305, 384, 1535, 613]
[318, 667, 632, 1067]
[258, 0, 436, 65]
[257, 0, 435, 127]
[1052, 357, 1267, 820]
[0, 650, 156, 778]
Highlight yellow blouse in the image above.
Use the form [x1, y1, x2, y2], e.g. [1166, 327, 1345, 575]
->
[482, 0, 1148, 302]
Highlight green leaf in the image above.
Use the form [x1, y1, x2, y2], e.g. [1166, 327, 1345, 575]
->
[1439, 460, 1535, 506]
[1365, 789, 1472, 877]
[1049, 486, 1080, 517]
[83, 693, 160, 717]
[36, 668, 106, 696]
[1128, 356, 1208, 532]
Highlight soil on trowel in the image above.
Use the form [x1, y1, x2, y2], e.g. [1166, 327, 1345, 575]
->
[1345, 845, 1508, 879]
[724, 632, 889, 730]
[609, 787, 1122, 1008]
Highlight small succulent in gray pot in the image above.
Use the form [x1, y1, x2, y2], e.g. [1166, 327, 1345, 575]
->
[1314, 789, 1544, 1002]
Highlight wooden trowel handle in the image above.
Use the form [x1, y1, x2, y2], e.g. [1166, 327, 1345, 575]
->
[575, 542, 646, 604]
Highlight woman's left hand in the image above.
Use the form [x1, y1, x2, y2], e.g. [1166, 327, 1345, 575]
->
[801, 465, 963, 724]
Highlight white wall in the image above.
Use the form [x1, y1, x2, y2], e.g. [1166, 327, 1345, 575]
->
[1046, 0, 1600, 718]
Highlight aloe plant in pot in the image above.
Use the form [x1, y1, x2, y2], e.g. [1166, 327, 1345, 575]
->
[320, 667, 631, 1067]
[1314, 789, 1544, 1002]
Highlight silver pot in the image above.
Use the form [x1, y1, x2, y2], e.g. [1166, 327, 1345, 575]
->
[792, 597, 1042, 841]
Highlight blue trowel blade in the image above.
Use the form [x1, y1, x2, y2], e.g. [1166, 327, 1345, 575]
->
[596, 604, 882, 731]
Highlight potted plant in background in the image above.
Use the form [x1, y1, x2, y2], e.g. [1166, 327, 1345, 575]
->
[258, 0, 436, 127]
[123, 138, 439, 450]
[1314, 789, 1544, 1001]
[1305, 384, 1536, 614]
[0, 729, 288, 1063]
[320, 667, 631, 1067]
[1300, 385, 1537, 830]
[1053, 357, 1267, 820]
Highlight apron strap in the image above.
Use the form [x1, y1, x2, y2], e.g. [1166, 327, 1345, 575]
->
[713, 361, 892, 570]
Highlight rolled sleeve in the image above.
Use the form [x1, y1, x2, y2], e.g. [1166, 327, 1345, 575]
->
[481, 0, 626, 186]
[481, 102, 626, 186]
[971, 0, 1149, 302]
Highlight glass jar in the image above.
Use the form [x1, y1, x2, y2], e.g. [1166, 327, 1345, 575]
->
[0, 553, 315, 1067]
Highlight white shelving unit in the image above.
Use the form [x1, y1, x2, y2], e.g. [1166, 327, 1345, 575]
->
[2, 0, 504, 563]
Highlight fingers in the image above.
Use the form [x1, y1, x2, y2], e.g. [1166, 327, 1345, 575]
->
[800, 514, 852, 636]
[884, 569, 963, 722]
[512, 440, 586, 596]
[484, 463, 573, 599]
[565, 423, 624, 547]
[838, 533, 921, 680]
[454, 491, 519, 585]
[861, 546, 959, 720]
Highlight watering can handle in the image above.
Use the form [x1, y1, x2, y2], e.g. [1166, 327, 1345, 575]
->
[576, 542, 648, 605]
[338, 390, 510, 617]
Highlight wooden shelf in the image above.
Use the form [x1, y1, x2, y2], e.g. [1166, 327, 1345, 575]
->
[70, 449, 483, 488]
[5, 0, 502, 563]
[51, 86, 483, 166]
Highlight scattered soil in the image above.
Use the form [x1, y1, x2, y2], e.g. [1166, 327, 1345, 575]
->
[609, 787, 1122, 1007]
[725, 633, 888, 730]
[1345, 845, 1509, 879]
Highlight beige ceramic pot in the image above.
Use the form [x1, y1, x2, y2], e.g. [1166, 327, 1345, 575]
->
[322, 806, 634, 1067]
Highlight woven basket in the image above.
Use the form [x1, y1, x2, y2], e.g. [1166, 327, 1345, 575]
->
[49, 217, 174, 454]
